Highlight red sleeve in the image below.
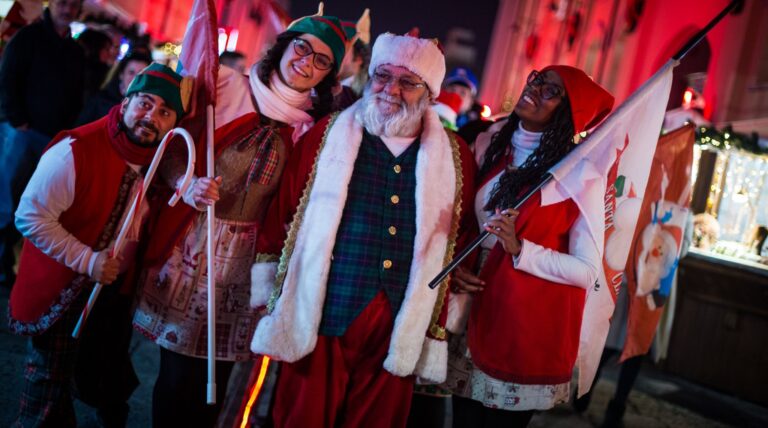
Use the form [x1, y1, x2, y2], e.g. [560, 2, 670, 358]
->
[255, 116, 333, 256]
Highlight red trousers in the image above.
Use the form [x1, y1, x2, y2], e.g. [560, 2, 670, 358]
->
[272, 292, 415, 428]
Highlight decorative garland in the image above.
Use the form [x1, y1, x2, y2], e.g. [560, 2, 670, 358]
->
[696, 124, 765, 155]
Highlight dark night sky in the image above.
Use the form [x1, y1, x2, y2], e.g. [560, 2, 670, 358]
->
[290, 0, 499, 78]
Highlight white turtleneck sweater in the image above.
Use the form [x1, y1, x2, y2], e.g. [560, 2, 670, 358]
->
[474, 124, 599, 289]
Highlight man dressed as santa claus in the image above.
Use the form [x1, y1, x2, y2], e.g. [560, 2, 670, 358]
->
[249, 31, 477, 428]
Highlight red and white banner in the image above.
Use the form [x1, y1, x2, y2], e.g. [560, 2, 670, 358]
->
[621, 123, 694, 361]
[539, 60, 676, 395]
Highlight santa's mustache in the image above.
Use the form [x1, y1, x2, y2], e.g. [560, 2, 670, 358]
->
[376, 94, 405, 108]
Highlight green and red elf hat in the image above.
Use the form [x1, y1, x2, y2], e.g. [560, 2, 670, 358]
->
[342, 8, 371, 44]
[287, 15, 348, 74]
[341, 21, 357, 41]
[126, 62, 186, 118]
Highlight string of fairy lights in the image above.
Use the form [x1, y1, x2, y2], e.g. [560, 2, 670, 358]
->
[696, 124, 766, 155]
[696, 125, 768, 244]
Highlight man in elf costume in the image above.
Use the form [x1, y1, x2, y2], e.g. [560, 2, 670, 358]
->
[249, 32, 477, 427]
[8, 63, 184, 428]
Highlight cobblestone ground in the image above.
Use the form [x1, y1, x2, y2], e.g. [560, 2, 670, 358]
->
[2, 286, 766, 427]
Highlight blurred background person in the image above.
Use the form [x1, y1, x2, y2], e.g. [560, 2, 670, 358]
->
[443, 66, 482, 128]
[432, 90, 463, 131]
[76, 50, 153, 125]
[219, 50, 247, 74]
[333, 11, 371, 110]
[0, 0, 84, 289]
[77, 27, 117, 100]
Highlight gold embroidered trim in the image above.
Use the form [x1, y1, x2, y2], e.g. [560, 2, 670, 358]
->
[427, 132, 464, 340]
[266, 113, 341, 313]
[254, 253, 279, 263]
[97, 168, 139, 251]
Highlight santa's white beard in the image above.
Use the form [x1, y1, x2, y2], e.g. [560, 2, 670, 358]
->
[355, 85, 430, 138]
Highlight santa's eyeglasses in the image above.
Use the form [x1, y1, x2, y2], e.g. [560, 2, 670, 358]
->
[371, 71, 426, 92]
[526, 70, 565, 100]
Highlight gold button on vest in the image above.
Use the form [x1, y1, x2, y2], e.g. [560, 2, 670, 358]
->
[383, 259, 393, 269]
[390, 195, 400, 204]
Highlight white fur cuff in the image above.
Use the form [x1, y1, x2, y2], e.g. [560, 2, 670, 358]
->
[413, 337, 448, 383]
[250, 261, 277, 308]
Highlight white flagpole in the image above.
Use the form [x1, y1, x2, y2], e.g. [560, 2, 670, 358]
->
[206, 104, 217, 404]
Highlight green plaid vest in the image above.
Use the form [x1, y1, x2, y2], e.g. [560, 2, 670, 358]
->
[318, 131, 420, 336]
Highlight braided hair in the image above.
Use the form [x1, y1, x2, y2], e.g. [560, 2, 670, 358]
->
[257, 31, 338, 120]
[481, 98, 575, 211]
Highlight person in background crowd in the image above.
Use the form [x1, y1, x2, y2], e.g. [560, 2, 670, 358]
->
[78, 28, 117, 100]
[249, 31, 477, 428]
[133, 14, 346, 427]
[0, 0, 85, 290]
[443, 66, 483, 128]
[8, 63, 184, 428]
[432, 90, 463, 131]
[456, 117, 494, 149]
[333, 11, 371, 110]
[76, 51, 153, 126]
[446, 65, 614, 428]
[219, 50, 247, 74]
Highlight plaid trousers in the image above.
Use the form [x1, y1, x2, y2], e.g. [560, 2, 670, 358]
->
[13, 280, 137, 428]
[13, 286, 87, 428]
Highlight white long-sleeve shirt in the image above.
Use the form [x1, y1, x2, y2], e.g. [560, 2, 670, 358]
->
[475, 125, 600, 289]
[15, 138, 147, 277]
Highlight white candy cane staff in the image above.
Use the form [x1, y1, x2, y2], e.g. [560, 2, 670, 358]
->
[72, 128, 197, 339]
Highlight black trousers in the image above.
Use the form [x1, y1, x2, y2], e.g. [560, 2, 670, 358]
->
[574, 348, 644, 411]
[453, 395, 534, 428]
[152, 348, 235, 428]
[406, 393, 449, 428]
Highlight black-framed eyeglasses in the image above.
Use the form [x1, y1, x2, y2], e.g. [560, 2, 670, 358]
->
[292, 38, 333, 71]
[526, 70, 565, 100]
[371, 70, 427, 92]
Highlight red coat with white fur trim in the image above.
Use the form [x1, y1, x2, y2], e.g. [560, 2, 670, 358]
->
[249, 103, 476, 382]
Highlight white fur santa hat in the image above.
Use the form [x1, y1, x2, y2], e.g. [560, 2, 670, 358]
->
[368, 30, 446, 98]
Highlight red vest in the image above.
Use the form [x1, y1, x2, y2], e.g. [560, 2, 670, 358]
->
[10, 116, 130, 329]
[467, 167, 584, 385]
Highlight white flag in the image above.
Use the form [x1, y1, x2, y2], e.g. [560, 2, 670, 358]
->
[539, 60, 677, 395]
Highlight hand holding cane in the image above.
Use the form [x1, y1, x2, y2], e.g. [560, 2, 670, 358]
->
[72, 128, 197, 338]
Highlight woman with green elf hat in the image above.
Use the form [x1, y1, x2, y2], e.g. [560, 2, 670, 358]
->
[132, 10, 348, 427]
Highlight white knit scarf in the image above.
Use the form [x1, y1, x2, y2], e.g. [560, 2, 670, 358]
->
[249, 66, 314, 143]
